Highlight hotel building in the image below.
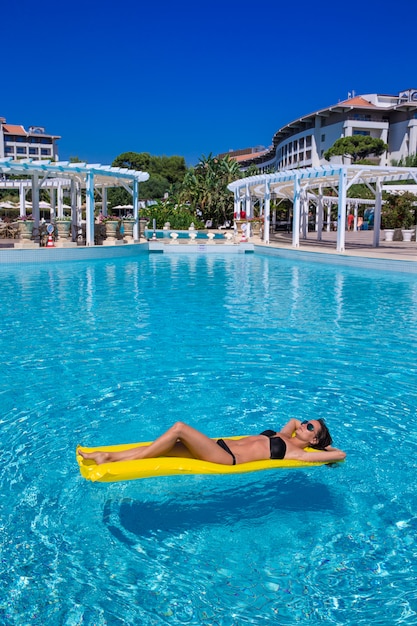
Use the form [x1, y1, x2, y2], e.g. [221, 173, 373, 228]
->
[0, 117, 60, 161]
[229, 89, 417, 171]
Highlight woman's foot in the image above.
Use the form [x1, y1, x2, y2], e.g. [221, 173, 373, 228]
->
[78, 448, 110, 465]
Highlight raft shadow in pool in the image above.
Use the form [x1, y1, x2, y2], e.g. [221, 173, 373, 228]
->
[103, 472, 344, 544]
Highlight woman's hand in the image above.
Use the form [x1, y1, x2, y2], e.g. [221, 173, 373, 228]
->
[279, 418, 300, 437]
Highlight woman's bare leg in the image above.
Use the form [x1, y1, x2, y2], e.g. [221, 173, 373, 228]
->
[78, 422, 235, 466]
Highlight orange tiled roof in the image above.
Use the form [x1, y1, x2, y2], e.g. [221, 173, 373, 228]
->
[2, 124, 27, 136]
[230, 150, 270, 163]
[339, 96, 377, 108]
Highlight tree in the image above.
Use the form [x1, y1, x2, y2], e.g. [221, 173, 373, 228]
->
[179, 154, 243, 226]
[324, 136, 387, 163]
[110, 152, 187, 201]
[140, 199, 203, 230]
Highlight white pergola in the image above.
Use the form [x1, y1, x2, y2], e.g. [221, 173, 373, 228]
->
[228, 164, 417, 251]
[0, 158, 149, 246]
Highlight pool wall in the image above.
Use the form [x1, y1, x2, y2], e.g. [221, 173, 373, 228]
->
[0, 242, 254, 263]
[144, 229, 227, 240]
[1, 240, 416, 274]
[147, 241, 254, 254]
[0, 243, 149, 264]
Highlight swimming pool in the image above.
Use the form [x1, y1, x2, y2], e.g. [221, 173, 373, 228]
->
[1, 253, 417, 624]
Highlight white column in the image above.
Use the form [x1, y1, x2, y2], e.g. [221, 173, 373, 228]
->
[292, 174, 301, 248]
[301, 189, 308, 238]
[50, 187, 56, 222]
[234, 190, 240, 219]
[32, 173, 40, 227]
[76, 181, 83, 241]
[244, 185, 251, 237]
[102, 186, 108, 217]
[373, 178, 382, 248]
[272, 207, 276, 230]
[264, 181, 270, 244]
[70, 180, 76, 214]
[19, 182, 26, 217]
[317, 186, 323, 241]
[57, 183, 64, 218]
[408, 120, 417, 156]
[245, 185, 251, 218]
[85, 172, 95, 246]
[133, 179, 139, 241]
[70, 180, 76, 229]
[336, 168, 347, 252]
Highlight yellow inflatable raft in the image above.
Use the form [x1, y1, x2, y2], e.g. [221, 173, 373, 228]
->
[77, 437, 338, 483]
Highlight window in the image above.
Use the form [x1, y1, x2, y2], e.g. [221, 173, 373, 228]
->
[16, 147, 26, 154]
[41, 148, 51, 156]
[353, 114, 371, 122]
[29, 148, 38, 155]
[321, 134, 325, 142]
[353, 130, 370, 136]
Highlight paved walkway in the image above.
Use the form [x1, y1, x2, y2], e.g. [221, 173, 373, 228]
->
[266, 230, 417, 262]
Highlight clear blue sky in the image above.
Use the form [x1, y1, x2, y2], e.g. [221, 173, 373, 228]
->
[3, 0, 416, 167]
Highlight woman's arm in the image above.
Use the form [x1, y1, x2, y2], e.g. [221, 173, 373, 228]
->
[292, 447, 346, 463]
[279, 418, 300, 437]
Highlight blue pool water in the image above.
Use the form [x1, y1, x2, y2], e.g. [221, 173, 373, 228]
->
[1, 252, 417, 625]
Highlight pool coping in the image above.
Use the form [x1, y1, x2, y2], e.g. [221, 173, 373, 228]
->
[0, 237, 416, 274]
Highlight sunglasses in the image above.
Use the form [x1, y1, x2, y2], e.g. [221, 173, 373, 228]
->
[301, 420, 315, 432]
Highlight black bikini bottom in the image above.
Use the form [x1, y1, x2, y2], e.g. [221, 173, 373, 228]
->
[216, 439, 236, 465]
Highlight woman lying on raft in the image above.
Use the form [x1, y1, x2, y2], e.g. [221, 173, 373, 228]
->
[78, 419, 346, 466]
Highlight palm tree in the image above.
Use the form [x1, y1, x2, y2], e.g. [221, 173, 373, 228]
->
[180, 154, 242, 226]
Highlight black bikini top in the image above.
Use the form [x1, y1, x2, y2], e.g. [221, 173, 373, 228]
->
[260, 430, 286, 459]
[259, 429, 277, 438]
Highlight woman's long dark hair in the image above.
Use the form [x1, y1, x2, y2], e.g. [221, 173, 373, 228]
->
[310, 418, 333, 450]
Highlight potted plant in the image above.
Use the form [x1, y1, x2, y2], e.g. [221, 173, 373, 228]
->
[248, 216, 264, 236]
[121, 216, 136, 242]
[100, 215, 121, 242]
[383, 192, 416, 242]
[381, 207, 397, 241]
[55, 215, 72, 240]
[397, 192, 416, 241]
[17, 214, 34, 240]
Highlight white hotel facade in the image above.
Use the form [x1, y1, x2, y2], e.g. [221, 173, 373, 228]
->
[0, 118, 60, 162]
[234, 88, 417, 171]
